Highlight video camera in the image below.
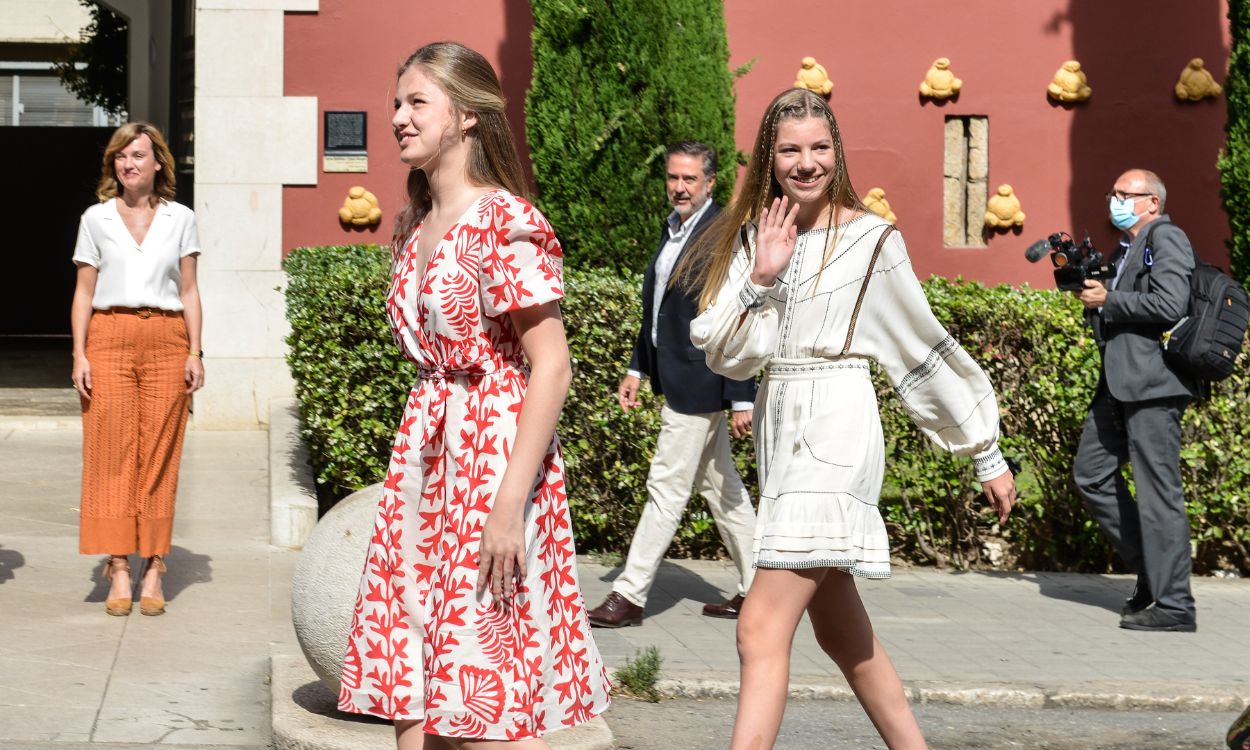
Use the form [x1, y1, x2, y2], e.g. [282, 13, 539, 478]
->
[1024, 232, 1116, 292]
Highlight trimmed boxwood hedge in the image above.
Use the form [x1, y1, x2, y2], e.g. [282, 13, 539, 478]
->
[284, 243, 1250, 574]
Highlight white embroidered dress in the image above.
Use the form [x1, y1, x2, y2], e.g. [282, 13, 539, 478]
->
[690, 214, 1008, 578]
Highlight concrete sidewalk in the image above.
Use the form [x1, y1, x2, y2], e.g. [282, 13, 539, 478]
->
[2, 420, 1246, 750]
[581, 557, 1250, 711]
[0, 424, 294, 748]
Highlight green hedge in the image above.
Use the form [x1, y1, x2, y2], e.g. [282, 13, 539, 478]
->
[1221, 0, 1250, 286]
[284, 244, 1250, 575]
[527, 0, 740, 272]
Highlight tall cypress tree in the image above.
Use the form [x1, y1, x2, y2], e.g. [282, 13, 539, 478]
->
[1220, 0, 1250, 284]
[527, 0, 739, 272]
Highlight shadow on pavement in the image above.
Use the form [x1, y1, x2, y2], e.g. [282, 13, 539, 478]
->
[595, 560, 737, 617]
[82, 545, 213, 602]
[292, 679, 390, 725]
[981, 571, 1128, 614]
[0, 545, 25, 583]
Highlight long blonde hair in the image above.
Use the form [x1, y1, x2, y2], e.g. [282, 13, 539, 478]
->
[96, 122, 177, 207]
[392, 42, 530, 247]
[676, 88, 864, 311]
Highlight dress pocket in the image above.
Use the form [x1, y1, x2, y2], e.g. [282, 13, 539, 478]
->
[801, 410, 861, 468]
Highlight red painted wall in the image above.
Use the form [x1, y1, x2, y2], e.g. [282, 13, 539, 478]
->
[283, 0, 533, 251]
[284, 0, 1230, 289]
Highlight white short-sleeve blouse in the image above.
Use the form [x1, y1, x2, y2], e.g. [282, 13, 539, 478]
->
[72, 198, 201, 311]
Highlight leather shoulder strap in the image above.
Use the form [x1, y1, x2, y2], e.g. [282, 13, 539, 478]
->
[842, 225, 896, 355]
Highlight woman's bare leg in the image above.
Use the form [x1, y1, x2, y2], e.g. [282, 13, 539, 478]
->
[806, 570, 926, 750]
[395, 720, 457, 750]
[729, 567, 824, 750]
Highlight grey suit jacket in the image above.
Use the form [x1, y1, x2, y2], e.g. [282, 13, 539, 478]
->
[1100, 214, 1199, 402]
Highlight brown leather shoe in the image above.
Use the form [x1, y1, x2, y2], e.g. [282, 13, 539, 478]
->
[702, 594, 745, 619]
[587, 592, 643, 628]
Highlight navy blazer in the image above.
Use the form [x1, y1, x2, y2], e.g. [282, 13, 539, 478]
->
[628, 202, 757, 414]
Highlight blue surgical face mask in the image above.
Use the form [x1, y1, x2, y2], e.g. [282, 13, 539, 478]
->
[1109, 196, 1140, 230]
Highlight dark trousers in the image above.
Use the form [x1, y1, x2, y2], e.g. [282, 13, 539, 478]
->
[1072, 386, 1194, 619]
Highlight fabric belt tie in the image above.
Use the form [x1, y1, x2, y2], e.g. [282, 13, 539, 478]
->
[764, 356, 870, 380]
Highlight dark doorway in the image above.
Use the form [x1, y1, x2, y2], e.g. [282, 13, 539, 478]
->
[0, 126, 114, 339]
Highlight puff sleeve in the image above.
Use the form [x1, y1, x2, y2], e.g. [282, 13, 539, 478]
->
[853, 231, 1008, 482]
[478, 194, 565, 316]
[689, 227, 785, 381]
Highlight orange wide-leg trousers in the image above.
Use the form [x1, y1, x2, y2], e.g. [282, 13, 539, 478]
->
[79, 309, 191, 557]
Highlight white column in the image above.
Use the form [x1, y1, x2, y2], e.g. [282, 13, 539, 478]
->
[193, 0, 319, 428]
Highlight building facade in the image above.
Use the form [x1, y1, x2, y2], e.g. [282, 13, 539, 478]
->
[9, 0, 1233, 428]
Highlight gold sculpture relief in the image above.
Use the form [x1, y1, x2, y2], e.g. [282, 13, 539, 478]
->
[339, 186, 382, 227]
[1175, 58, 1222, 101]
[919, 58, 962, 100]
[794, 57, 834, 97]
[1047, 60, 1092, 102]
[863, 188, 898, 224]
[984, 184, 1025, 229]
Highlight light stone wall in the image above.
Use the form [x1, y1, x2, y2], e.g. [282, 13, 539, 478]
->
[965, 117, 988, 247]
[194, 0, 319, 428]
[0, 0, 89, 43]
[943, 116, 989, 248]
[942, 118, 967, 248]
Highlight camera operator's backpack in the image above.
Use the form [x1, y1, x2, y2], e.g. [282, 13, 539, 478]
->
[1144, 221, 1249, 383]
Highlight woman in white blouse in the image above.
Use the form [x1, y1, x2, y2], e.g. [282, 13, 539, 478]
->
[677, 89, 1017, 749]
[70, 122, 204, 617]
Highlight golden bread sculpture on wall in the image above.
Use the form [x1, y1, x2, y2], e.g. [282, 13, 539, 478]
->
[339, 186, 382, 227]
[864, 188, 898, 224]
[1047, 60, 1092, 102]
[1175, 58, 1222, 101]
[984, 184, 1026, 229]
[919, 58, 962, 100]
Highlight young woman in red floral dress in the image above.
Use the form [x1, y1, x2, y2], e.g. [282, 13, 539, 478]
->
[337, 42, 610, 749]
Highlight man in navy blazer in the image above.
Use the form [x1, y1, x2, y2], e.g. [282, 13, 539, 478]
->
[1073, 169, 1200, 632]
[587, 142, 758, 628]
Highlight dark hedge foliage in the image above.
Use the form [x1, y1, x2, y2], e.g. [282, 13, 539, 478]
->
[284, 244, 1250, 575]
[1220, 0, 1250, 285]
[526, 0, 739, 273]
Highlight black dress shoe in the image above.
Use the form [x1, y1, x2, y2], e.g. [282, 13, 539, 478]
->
[702, 594, 745, 619]
[1119, 605, 1196, 632]
[1121, 584, 1153, 616]
[587, 591, 643, 628]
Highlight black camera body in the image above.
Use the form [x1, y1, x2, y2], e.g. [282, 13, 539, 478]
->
[1030, 232, 1116, 292]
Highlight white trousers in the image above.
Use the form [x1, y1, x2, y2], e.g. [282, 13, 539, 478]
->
[614, 403, 758, 607]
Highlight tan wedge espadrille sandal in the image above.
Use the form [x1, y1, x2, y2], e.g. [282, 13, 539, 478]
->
[104, 556, 133, 616]
[139, 555, 167, 616]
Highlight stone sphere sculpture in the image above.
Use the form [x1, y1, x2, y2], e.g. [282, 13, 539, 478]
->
[1047, 60, 1092, 102]
[920, 57, 962, 100]
[985, 184, 1026, 229]
[1175, 58, 1222, 101]
[339, 186, 382, 227]
[863, 187, 898, 224]
[794, 56, 834, 97]
[291, 482, 381, 696]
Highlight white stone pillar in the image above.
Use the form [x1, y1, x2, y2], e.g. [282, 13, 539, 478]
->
[194, 0, 318, 428]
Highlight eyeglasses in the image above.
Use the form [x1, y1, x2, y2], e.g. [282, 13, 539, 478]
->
[1105, 190, 1155, 202]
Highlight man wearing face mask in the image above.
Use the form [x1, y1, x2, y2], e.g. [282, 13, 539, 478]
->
[1072, 168, 1200, 632]
[586, 141, 758, 628]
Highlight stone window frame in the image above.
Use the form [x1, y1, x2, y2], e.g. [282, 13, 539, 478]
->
[943, 115, 988, 248]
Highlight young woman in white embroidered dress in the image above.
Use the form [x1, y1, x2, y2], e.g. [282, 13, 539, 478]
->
[337, 43, 609, 750]
[677, 88, 1017, 749]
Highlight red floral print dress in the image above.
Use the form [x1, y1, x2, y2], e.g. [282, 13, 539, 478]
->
[338, 190, 610, 739]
